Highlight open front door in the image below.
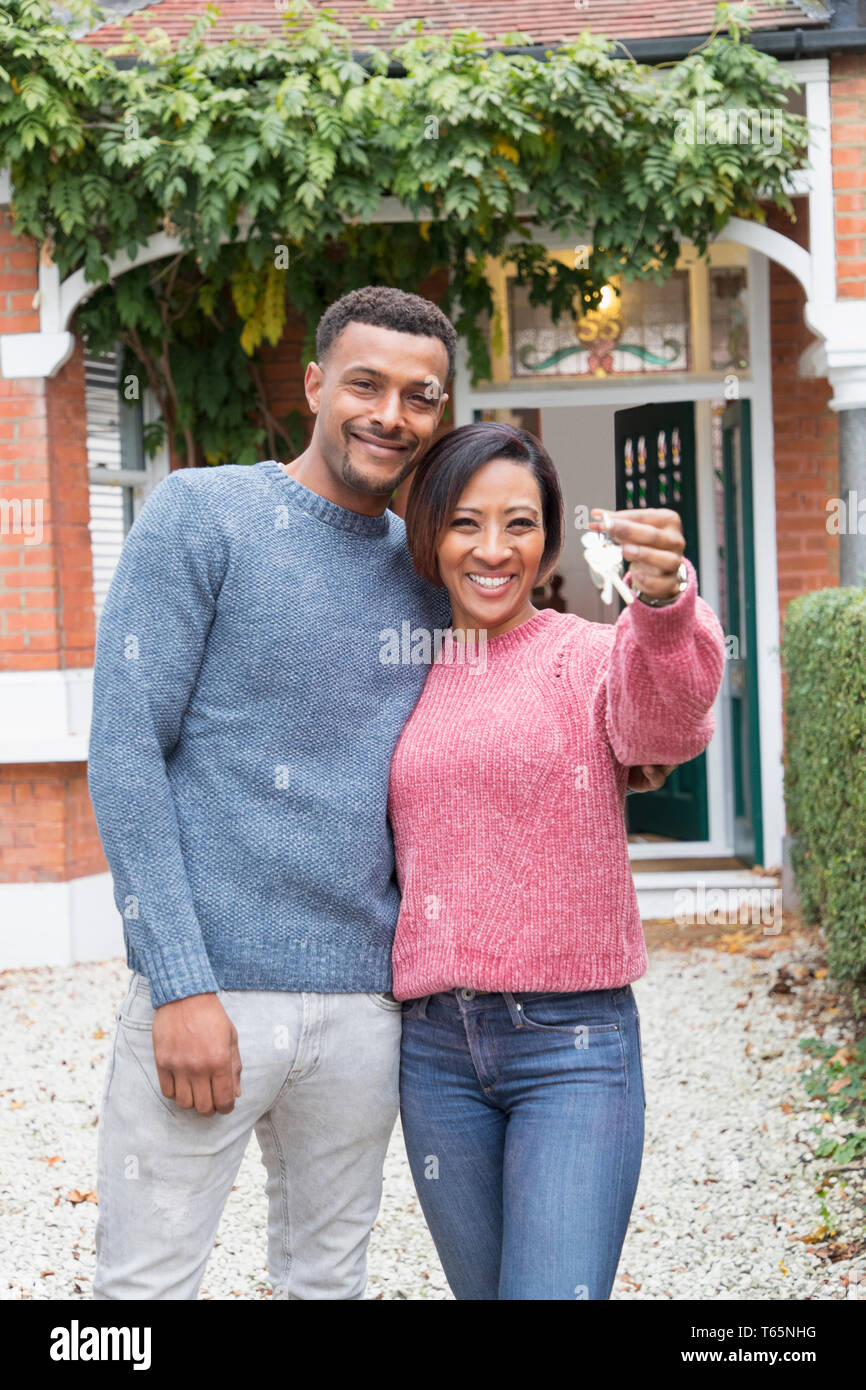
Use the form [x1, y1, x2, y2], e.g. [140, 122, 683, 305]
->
[721, 400, 763, 866]
[614, 401, 709, 840]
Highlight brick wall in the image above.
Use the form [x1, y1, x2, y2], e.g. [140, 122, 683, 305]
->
[0, 222, 94, 675]
[767, 198, 840, 616]
[831, 54, 866, 300]
[0, 762, 104, 884]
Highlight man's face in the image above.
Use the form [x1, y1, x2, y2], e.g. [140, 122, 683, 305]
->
[305, 322, 450, 498]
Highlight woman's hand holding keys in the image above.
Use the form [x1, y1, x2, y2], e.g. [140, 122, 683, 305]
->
[590, 507, 687, 602]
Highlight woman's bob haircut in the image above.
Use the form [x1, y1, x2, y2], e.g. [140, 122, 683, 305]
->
[404, 421, 565, 589]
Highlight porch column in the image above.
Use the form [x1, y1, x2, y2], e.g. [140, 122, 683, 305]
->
[837, 404, 866, 586]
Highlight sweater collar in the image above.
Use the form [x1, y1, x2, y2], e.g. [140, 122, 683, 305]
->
[261, 460, 391, 538]
[445, 606, 557, 661]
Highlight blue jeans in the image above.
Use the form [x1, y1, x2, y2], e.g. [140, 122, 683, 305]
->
[399, 984, 645, 1300]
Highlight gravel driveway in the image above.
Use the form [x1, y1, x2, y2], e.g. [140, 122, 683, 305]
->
[1, 929, 862, 1301]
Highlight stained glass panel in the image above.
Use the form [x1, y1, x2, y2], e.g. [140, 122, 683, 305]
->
[508, 272, 691, 378]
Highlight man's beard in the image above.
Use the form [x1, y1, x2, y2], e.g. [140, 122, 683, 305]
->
[337, 430, 419, 497]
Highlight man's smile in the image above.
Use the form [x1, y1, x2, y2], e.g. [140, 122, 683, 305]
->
[349, 429, 412, 459]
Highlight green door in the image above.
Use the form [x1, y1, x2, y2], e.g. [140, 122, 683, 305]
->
[613, 401, 709, 840]
[721, 400, 763, 866]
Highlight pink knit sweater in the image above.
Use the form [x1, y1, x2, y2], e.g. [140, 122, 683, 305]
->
[387, 558, 726, 1000]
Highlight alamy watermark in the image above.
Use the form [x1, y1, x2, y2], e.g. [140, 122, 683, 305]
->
[379, 621, 488, 672]
[0, 497, 43, 545]
[674, 884, 783, 935]
[674, 100, 782, 156]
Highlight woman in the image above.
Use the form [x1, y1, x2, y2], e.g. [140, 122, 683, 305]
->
[387, 421, 726, 1301]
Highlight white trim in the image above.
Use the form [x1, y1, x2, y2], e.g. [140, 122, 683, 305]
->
[0, 166, 10, 205]
[0, 331, 75, 379]
[464, 377, 758, 410]
[0, 873, 123, 970]
[694, 397, 732, 851]
[779, 58, 829, 84]
[715, 218, 812, 297]
[0, 669, 92, 762]
[629, 841, 735, 860]
[804, 67, 835, 307]
[748, 250, 786, 873]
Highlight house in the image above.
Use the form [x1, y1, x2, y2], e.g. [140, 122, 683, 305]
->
[2, 0, 865, 966]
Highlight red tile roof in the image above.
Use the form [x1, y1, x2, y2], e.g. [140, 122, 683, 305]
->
[81, 1, 828, 50]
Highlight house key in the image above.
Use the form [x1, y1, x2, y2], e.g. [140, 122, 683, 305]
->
[581, 513, 635, 607]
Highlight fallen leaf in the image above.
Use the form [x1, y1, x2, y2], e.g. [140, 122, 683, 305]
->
[66, 1189, 97, 1206]
[799, 1224, 828, 1244]
[828, 1075, 850, 1095]
[829, 1046, 856, 1067]
[780, 1101, 793, 1113]
[9, 1101, 24, 1110]
[92, 1028, 104, 1041]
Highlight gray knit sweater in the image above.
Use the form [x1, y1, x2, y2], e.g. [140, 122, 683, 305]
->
[87, 460, 451, 1007]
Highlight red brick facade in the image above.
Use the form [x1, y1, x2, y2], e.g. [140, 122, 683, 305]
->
[831, 55, 866, 299]
[0, 761, 103, 884]
[767, 199, 840, 614]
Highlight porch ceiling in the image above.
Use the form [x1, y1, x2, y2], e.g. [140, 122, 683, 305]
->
[80, 0, 828, 49]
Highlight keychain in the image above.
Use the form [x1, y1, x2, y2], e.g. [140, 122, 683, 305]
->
[581, 510, 635, 607]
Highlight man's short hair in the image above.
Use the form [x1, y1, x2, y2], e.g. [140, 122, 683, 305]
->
[316, 286, 458, 382]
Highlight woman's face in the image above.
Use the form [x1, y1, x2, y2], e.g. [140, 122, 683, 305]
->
[436, 458, 547, 636]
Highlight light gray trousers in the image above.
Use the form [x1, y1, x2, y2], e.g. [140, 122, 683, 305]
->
[93, 971, 403, 1300]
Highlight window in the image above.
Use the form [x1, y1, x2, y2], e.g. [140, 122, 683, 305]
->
[509, 272, 691, 379]
[481, 243, 750, 385]
[86, 346, 168, 623]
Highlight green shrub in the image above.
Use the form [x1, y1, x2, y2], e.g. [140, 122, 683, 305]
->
[781, 586, 866, 1012]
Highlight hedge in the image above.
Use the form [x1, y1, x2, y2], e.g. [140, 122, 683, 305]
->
[781, 585, 866, 1011]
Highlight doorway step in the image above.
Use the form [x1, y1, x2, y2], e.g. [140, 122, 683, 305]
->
[630, 856, 780, 923]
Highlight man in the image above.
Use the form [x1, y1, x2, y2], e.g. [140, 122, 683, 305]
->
[88, 285, 670, 1300]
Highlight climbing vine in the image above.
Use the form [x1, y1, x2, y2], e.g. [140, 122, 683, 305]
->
[0, 0, 809, 464]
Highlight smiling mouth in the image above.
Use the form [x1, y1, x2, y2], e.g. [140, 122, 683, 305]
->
[465, 573, 518, 592]
[350, 431, 410, 459]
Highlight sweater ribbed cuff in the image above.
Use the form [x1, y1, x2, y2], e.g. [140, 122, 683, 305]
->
[625, 556, 699, 653]
[131, 942, 221, 1009]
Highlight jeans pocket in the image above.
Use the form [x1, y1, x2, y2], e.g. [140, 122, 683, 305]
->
[515, 991, 621, 1035]
[117, 973, 156, 1031]
[115, 1009, 178, 1118]
[366, 991, 403, 1013]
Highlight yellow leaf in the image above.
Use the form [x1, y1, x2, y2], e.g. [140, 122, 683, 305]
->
[419, 221, 431, 241]
[799, 1224, 828, 1244]
[492, 138, 520, 164]
[92, 1028, 104, 1040]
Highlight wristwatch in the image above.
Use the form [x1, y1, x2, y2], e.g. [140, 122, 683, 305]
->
[632, 561, 688, 608]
